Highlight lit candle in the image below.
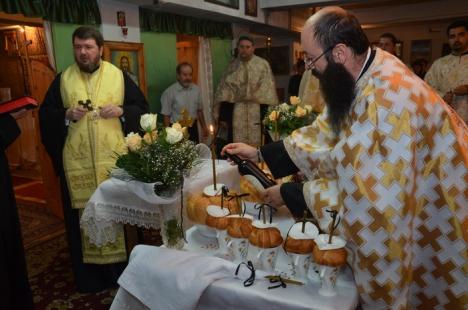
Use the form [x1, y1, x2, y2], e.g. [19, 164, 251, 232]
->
[210, 125, 217, 191]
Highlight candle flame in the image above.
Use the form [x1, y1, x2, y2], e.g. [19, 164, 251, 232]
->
[209, 124, 214, 133]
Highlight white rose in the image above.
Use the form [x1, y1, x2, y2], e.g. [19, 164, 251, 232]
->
[279, 103, 289, 113]
[165, 127, 183, 144]
[125, 132, 142, 151]
[140, 113, 157, 132]
[171, 122, 183, 132]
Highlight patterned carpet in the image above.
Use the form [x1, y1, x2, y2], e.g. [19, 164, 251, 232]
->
[26, 235, 117, 310]
[19, 203, 162, 309]
[18, 204, 65, 250]
[13, 175, 46, 206]
[13, 173, 162, 309]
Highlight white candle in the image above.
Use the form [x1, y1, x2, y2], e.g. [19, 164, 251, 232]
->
[210, 125, 217, 191]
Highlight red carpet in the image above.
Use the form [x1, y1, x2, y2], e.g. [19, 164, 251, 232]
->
[13, 175, 46, 205]
[12, 175, 36, 187]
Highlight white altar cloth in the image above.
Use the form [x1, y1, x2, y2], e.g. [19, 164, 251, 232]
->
[110, 205, 359, 310]
[80, 159, 240, 246]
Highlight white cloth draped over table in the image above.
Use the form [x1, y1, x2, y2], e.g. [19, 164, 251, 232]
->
[110, 206, 359, 310]
[111, 245, 263, 310]
[80, 159, 240, 246]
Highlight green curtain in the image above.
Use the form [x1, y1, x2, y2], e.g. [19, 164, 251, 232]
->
[0, 0, 101, 24]
[0, 0, 44, 17]
[140, 8, 232, 39]
[42, 0, 101, 25]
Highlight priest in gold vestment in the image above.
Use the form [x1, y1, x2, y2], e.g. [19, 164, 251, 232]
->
[425, 20, 468, 123]
[214, 35, 278, 147]
[39, 27, 148, 293]
[223, 8, 467, 309]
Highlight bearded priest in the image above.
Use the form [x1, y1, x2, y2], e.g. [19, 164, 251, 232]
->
[39, 27, 148, 293]
[223, 7, 467, 309]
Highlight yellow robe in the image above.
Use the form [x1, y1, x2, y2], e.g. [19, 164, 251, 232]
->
[61, 61, 127, 264]
[425, 53, 468, 122]
[284, 49, 467, 309]
[298, 69, 325, 114]
[214, 55, 278, 146]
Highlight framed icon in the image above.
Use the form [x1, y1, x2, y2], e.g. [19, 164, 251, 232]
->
[103, 41, 147, 96]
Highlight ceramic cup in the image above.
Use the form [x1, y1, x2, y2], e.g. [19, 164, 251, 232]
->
[287, 253, 311, 283]
[226, 237, 249, 263]
[216, 228, 230, 253]
[246, 244, 280, 272]
[195, 224, 217, 238]
[318, 265, 340, 297]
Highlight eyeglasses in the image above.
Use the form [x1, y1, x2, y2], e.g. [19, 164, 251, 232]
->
[304, 46, 334, 70]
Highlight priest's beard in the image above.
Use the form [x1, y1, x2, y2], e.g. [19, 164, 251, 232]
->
[312, 59, 356, 136]
[75, 56, 100, 73]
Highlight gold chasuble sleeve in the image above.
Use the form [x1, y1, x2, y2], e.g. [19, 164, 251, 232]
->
[287, 49, 467, 309]
[214, 55, 278, 146]
[60, 61, 127, 264]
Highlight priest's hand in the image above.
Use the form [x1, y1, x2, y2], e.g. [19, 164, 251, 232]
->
[262, 185, 284, 208]
[222, 142, 257, 163]
[99, 104, 123, 119]
[66, 106, 87, 121]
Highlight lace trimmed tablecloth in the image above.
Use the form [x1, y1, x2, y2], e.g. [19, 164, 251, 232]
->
[80, 159, 240, 246]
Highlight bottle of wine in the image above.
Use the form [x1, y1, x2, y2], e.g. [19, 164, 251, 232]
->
[225, 152, 276, 188]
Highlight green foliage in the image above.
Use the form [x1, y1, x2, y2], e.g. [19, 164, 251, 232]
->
[263, 103, 317, 136]
[164, 218, 184, 247]
[115, 127, 199, 194]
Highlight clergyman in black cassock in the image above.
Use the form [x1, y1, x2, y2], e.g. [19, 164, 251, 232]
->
[0, 113, 34, 309]
[39, 71, 148, 293]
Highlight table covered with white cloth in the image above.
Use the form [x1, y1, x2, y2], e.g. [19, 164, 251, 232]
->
[110, 205, 359, 310]
[80, 159, 240, 246]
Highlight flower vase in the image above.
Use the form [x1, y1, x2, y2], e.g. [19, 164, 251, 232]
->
[159, 198, 185, 250]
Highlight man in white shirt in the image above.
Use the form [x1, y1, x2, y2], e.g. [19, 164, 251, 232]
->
[161, 63, 208, 142]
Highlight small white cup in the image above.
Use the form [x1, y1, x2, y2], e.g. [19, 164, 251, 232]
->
[195, 224, 217, 238]
[287, 253, 311, 283]
[246, 244, 280, 272]
[216, 229, 230, 253]
[226, 237, 249, 263]
[318, 265, 340, 297]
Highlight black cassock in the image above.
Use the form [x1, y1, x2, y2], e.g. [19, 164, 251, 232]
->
[260, 141, 309, 218]
[39, 73, 148, 293]
[0, 114, 34, 309]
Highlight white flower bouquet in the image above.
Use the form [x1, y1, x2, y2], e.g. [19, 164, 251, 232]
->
[263, 96, 317, 138]
[115, 113, 199, 196]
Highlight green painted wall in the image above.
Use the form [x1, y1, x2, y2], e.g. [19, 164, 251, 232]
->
[141, 32, 177, 113]
[211, 38, 232, 90]
[50, 23, 232, 116]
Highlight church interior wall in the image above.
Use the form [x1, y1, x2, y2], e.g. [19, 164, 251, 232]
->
[364, 22, 452, 66]
[98, 0, 141, 43]
[140, 31, 177, 113]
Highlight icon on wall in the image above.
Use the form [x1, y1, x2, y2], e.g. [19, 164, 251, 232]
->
[117, 11, 126, 27]
[245, 0, 257, 17]
[117, 11, 128, 36]
[103, 41, 147, 96]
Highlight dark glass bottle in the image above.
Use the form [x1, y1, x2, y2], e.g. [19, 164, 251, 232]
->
[225, 153, 276, 188]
